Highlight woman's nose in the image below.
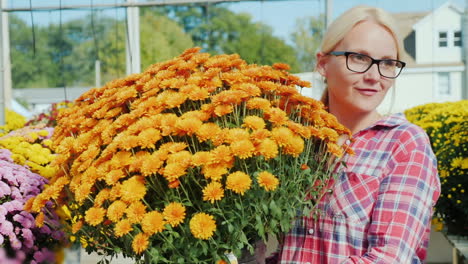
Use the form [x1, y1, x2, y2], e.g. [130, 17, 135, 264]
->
[363, 63, 380, 81]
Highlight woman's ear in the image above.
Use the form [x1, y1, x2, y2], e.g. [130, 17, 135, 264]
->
[316, 52, 327, 77]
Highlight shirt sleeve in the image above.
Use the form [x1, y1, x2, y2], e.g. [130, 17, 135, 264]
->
[341, 128, 441, 264]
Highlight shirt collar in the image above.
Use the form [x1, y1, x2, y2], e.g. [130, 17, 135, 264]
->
[373, 112, 407, 128]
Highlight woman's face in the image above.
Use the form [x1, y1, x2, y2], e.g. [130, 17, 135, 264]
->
[317, 20, 398, 115]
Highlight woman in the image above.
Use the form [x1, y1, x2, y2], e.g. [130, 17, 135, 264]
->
[276, 5, 441, 264]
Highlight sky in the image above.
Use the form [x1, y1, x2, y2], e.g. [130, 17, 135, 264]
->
[4, 0, 466, 43]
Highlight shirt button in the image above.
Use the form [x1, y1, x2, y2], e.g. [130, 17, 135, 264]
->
[308, 228, 314, 235]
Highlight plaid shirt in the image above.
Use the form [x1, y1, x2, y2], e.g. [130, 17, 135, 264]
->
[278, 113, 440, 264]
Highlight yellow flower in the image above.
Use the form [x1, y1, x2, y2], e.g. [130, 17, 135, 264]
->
[85, 207, 106, 226]
[191, 151, 212, 167]
[72, 220, 84, 234]
[230, 139, 255, 159]
[255, 138, 279, 160]
[163, 202, 186, 227]
[189, 213, 216, 240]
[203, 182, 225, 203]
[114, 219, 133, 237]
[141, 211, 165, 235]
[265, 108, 288, 126]
[126, 201, 147, 224]
[226, 171, 252, 195]
[257, 171, 279, 191]
[120, 176, 146, 203]
[271, 127, 294, 147]
[132, 233, 149, 254]
[202, 164, 229, 181]
[107, 200, 127, 222]
[35, 212, 45, 227]
[162, 163, 187, 182]
[196, 123, 221, 142]
[242, 116, 266, 130]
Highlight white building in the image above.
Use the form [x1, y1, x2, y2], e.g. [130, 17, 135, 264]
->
[379, 1, 465, 113]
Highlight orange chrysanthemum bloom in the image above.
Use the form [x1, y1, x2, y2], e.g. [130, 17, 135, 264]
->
[283, 136, 305, 157]
[126, 201, 147, 224]
[265, 107, 288, 126]
[255, 138, 279, 160]
[137, 128, 161, 149]
[120, 177, 146, 203]
[163, 202, 186, 227]
[139, 152, 164, 176]
[85, 207, 106, 226]
[192, 151, 212, 167]
[246, 98, 271, 111]
[167, 150, 192, 168]
[271, 127, 294, 147]
[110, 150, 132, 169]
[214, 104, 233, 117]
[226, 171, 252, 195]
[250, 129, 272, 144]
[94, 188, 111, 207]
[257, 171, 279, 191]
[327, 142, 344, 158]
[196, 122, 221, 142]
[162, 163, 187, 182]
[107, 200, 127, 222]
[189, 213, 216, 240]
[114, 219, 133, 237]
[160, 142, 187, 154]
[105, 169, 125, 186]
[176, 117, 203, 136]
[210, 145, 233, 165]
[132, 233, 149, 255]
[181, 110, 211, 122]
[242, 116, 266, 130]
[202, 182, 225, 203]
[319, 127, 340, 142]
[202, 164, 228, 181]
[225, 128, 250, 144]
[188, 87, 210, 101]
[141, 211, 165, 235]
[231, 83, 261, 97]
[35, 212, 45, 227]
[230, 139, 255, 159]
[286, 121, 310, 138]
[72, 219, 84, 234]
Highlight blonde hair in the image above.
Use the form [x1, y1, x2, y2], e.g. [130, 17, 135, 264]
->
[319, 5, 404, 105]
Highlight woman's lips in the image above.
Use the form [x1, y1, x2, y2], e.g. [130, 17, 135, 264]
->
[355, 88, 378, 96]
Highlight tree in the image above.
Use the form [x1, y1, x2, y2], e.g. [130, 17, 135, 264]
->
[159, 4, 300, 72]
[9, 11, 193, 88]
[291, 15, 325, 72]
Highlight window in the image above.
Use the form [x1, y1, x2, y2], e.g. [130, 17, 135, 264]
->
[454, 31, 462, 47]
[437, 72, 451, 96]
[439, 32, 448, 47]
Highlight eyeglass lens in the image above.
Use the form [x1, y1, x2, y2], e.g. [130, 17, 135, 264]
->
[347, 53, 403, 78]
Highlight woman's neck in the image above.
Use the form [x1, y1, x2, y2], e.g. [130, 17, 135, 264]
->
[329, 107, 382, 135]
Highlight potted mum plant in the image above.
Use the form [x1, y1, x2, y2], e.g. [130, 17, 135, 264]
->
[405, 100, 468, 236]
[28, 48, 351, 263]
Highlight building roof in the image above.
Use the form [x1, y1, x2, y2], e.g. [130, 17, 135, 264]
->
[392, 11, 429, 65]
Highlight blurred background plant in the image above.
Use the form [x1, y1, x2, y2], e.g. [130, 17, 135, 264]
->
[405, 100, 468, 236]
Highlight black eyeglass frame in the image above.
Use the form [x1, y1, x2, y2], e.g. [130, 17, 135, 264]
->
[328, 51, 406, 79]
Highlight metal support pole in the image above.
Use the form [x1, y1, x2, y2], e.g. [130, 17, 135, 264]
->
[126, 0, 141, 75]
[95, 60, 101, 87]
[325, 0, 333, 28]
[463, 0, 468, 99]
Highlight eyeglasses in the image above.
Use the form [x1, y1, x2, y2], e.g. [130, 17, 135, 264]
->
[328, 51, 406, 79]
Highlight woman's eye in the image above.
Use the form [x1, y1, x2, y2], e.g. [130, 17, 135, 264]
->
[382, 60, 396, 67]
[352, 54, 368, 62]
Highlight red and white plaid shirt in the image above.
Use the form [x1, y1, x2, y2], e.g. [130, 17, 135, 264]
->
[278, 113, 440, 264]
